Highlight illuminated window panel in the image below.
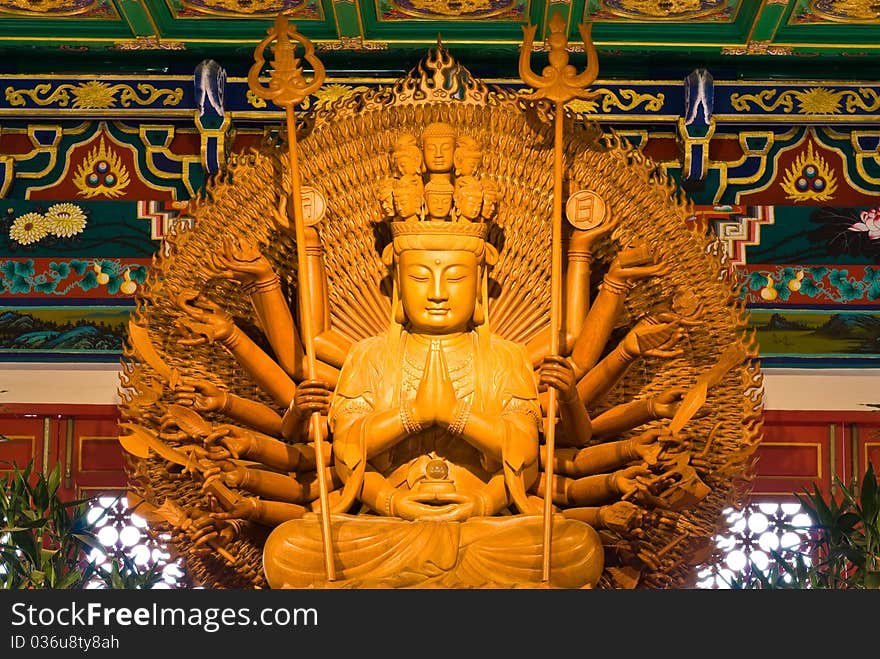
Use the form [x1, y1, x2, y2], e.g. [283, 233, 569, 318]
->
[696, 502, 813, 589]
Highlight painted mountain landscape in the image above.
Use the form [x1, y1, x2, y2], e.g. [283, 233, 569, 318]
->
[0, 306, 130, 360]
[748, 309, 880, 359]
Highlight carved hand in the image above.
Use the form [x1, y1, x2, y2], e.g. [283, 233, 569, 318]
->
[614, 464, 654, 501]
[204, 424, 254, 461]
[598, 500, 644, 534]
[651, 387, 688, 419]
[188, 508, 240, 549]
[174, 378, 229, 413]
[607, 242, 668, 285]
[412, 342, 458, 429]
[568, 211, 618, 252]
[537, 354, 579, 403]
[211, 239, 275, 286]
[293, 379, 333, 417]
[176, 290, 234, 345]
[621, 320, 685, 359]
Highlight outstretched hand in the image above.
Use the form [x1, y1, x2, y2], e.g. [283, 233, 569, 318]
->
[607, 241, 668, 285]
[176, 290, 234, 345]
[210, 239, 275, 286]
[622, 320, 686, 359]
[174, 378, 229, 413]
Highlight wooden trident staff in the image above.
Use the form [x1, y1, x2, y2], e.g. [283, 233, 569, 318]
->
[519, 9, 599, 584]
[247, 15, 335, 582]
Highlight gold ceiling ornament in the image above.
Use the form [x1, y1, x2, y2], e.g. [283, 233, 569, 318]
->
[72, 136, 131, 199]
[388, 0, 524, 20]
[809, 0, 880, 21]
[781, 141, 838, 202]
[0, 0, 103, 16]
[119, 13, 762, 590]
[4, 81, 184, 110]
[111, 37, 187, 51]
[721, 41, 793, 55]
[179, 0, 312, 17]
[598, 0, 728, 20]
[730, 86, 880, 114]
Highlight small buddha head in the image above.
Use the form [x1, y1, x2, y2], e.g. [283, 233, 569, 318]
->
[424, 178, 454, 221]
[421, 122, 457, 175]
[391, 133, 423, 177]
[453, 135, 482, 177]
[393, 174, 425, 221]
[386, 221, 497, 334]
[453, 175, 483, 222]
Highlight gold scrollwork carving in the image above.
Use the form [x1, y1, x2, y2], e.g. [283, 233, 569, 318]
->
[730, 87, 880, 114]
[4, 81, 184, 109]
[568, 88, 665, 114]
[246, 90, 268, 108]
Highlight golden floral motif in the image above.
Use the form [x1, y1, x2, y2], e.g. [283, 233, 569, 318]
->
[179, 0, 306, 16]
[599, 0, 725, 19]
[0, 0, 102, 16]
[9, 212, 48, 245]
[246, 90, 268, 108]
[730, 87, 880, 114]
[721, 42, 793, 55]
[44, 203, 88, 238]
[389, 0, 521, 19]
[561, 88, 665, 114]
[313, 84, 371, 109]
[4, 81, 184, 109]
[809, 0, 880, 21]
[781, 141, 838, 202]
[111, 37, 186, 51]
[72, 137, 131, 199]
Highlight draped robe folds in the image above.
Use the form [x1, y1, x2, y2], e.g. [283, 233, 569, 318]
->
[262, 327, 604, 588]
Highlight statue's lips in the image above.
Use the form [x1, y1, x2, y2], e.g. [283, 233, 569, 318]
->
[425, 308, 450, 315]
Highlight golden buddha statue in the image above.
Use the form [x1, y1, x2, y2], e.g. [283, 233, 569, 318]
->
[118, 33, 763, 590]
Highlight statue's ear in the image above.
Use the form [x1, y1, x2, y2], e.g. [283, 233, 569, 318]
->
[381, 243, 394, 268]
[485, 244, 499, 267]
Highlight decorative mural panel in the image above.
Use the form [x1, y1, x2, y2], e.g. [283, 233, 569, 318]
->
[171, 0, 323, 19]
[592, 0, 736, 21]
[0, 0, 116, 18]
[377, 0, 528, 20]
[0, 302, 132, 362]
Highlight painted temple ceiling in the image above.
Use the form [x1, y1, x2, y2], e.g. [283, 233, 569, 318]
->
[0, 1, 879, 368]
[0, 1, 877, 78]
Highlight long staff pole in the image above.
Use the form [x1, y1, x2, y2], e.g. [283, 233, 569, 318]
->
[519, 10, 599, 584]
[247, 15, 335, 582]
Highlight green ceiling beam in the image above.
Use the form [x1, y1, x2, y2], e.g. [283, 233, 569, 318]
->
[330, 0, 362, 39]
[115, 0, 157, 38]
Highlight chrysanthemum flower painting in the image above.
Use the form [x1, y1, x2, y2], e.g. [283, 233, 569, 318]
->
[9, 212, 49, 245]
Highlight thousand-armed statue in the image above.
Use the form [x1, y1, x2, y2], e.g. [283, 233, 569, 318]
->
[118, 14, 763, 589]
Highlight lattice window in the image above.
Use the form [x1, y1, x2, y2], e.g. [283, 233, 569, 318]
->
[85, 495, 189, 589]
[696, 501, 813, 589]
[81, 497, 814, 589]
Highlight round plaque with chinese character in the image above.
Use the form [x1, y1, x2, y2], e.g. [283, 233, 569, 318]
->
[301, 186, 327, 226]
[565, 189, 606, 230]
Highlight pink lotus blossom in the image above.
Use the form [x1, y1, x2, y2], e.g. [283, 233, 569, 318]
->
[848, 208, 880, 240]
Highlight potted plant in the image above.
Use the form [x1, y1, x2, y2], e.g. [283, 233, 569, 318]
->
[1, 459, 163, 589]
[727, 462, 880, 589]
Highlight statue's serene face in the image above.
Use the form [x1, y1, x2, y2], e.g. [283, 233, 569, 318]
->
[398, 249, 478, 334]
[423, 134, 455, 174]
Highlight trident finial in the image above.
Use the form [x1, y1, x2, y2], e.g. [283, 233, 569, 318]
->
[247, 14, 325, 108]
[519, 9, 598, 103]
